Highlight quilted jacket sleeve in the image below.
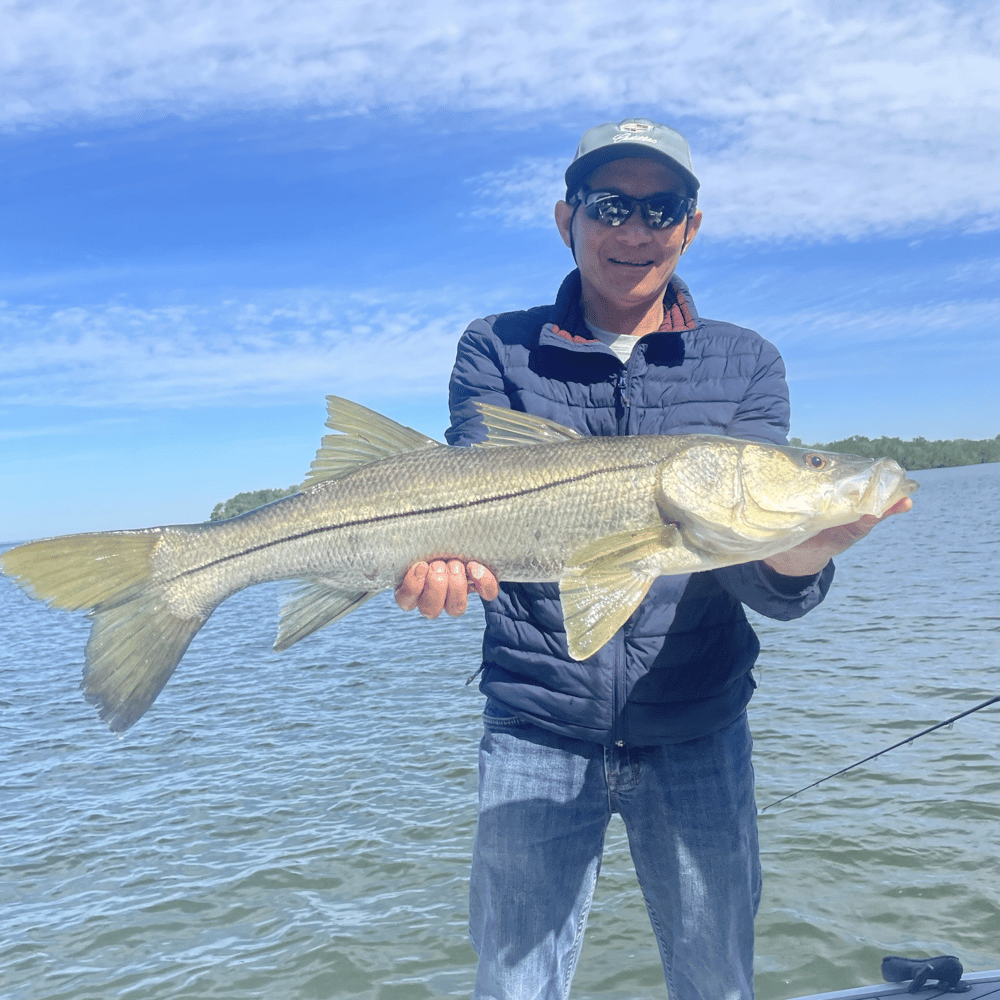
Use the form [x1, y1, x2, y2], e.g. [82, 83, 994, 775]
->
[714, 333, 836, 619]
[445, 317, 512, 447]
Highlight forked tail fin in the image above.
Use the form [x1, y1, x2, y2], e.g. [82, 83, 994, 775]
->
[2, 531, 210, 733]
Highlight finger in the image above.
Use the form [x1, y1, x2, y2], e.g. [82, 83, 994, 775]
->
[467, 561, 499, 602]
[854, 496, 914, 536]
[884, 496, 913, 516]
[416, 560, 449, 618]
[443, 560, 470, 617]
[394, 562, 428, 611]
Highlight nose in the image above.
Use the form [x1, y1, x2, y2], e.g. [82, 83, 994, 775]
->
[614, 212, 653, 243]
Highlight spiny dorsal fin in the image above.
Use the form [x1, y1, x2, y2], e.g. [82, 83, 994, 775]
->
[473, 402, 582, 448]
[304, 396, 441, 486]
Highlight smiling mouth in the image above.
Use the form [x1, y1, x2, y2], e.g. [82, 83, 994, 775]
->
[609, 257, 654, 267]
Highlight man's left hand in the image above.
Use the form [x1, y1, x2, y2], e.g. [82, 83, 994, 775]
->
[763, 497, 913, 579]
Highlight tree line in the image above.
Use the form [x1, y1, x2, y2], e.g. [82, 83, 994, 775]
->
[209, 486, 299, 521]
[789, 434, 1000, 471]
[210, 434, 998, 520]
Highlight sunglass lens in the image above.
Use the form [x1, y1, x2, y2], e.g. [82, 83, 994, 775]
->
[581, 190, 691, 228]
[584, 193, 633, 226]
[643, 194, 686, 228]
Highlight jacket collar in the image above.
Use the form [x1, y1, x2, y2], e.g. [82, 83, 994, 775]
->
[547, 269, 698, 347]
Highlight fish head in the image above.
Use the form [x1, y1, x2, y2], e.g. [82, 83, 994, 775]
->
[655, 436, 919, 556]
[737, 442, 919, 526]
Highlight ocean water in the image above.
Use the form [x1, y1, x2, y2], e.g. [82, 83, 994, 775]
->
[2, 462, 998, 1000]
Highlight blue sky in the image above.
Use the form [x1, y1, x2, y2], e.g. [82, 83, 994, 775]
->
[2, 0, 998, 541]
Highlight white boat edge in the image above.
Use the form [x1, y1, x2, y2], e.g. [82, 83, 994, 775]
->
[789, 968, 1000, 1000]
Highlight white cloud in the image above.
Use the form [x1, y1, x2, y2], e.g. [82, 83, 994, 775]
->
[3, 0, 998, 240]
[766, 299, 1000, 349]
[5, 0, 995, 127]
[0, 290, 478, 408]
[4, 278, 997, 412]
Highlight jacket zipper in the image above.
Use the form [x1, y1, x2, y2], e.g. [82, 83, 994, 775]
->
[615, 368, 630, 435]
[611, 362, 632, 745]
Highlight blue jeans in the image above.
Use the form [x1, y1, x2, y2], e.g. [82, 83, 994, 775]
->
[469, 706, 761, 1000]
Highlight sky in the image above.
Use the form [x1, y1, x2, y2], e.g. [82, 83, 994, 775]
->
[2, 0, 998, 540]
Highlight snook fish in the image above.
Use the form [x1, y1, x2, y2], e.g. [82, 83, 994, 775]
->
[2, 397, 918, 732]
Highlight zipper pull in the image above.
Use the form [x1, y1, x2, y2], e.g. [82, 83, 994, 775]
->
[615, 370, 630, 432]
[616, 370, 630, 408]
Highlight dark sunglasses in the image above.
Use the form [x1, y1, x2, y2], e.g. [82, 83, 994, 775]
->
[574, 187, 696, 230]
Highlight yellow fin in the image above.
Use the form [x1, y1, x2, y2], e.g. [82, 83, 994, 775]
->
[2, 531, 209, 733]
[2, 531, 160, 610]
[304, 396, 440, 486]
[560, 524, 701, 660]
[473, 402, 582, 448]
[83, 589, 207, 733]
[274, 580, 378, 651]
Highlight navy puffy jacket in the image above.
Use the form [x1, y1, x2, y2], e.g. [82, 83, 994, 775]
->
[447, 270, 833, 745]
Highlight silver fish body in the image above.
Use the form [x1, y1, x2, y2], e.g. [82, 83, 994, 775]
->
[1, 397, 918, 732]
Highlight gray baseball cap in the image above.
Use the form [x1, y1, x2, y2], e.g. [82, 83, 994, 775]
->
[565, 118, 700, 198]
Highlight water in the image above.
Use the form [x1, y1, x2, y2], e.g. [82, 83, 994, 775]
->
[2, 463, 998, 1000]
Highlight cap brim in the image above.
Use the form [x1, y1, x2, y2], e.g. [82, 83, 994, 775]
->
[565, 144, 699, 198]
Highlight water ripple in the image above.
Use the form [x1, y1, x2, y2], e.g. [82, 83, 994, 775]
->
[2, 463, 999, 999]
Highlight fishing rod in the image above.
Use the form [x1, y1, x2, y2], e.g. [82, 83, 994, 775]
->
[759, 694, 1000, 812]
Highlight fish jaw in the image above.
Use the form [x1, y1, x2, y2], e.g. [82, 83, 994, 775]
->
[830, 458, 919, 517]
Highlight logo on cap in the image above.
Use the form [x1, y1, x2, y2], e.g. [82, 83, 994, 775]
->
[612, 121, 659, 146]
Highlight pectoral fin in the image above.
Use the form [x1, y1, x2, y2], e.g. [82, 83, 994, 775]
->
[560, 524, 695, 661]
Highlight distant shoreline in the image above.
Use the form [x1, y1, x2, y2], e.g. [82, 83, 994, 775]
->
[789, 433, 999, 472]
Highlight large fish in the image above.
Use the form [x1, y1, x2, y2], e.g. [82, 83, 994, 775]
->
[2, 397, 917, 732]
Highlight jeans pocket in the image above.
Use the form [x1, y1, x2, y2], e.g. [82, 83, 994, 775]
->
[482, 698, 527, 730]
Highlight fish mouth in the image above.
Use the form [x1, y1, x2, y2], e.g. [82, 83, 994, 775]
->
[834, 460, 919, 516]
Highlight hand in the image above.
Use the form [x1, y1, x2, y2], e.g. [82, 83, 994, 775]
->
[394, 560, 500, 618]
[763, 497, 914, 578]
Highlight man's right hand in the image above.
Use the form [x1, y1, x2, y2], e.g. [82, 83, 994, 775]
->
[394, 560, 499, 618]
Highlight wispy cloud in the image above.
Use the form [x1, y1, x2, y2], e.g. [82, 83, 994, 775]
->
[5, 0, 995, 124]
[0, 416, 132, 441]
[5, 1, 997, 242]
[767, 299, 1000, 349]
[0, 290, 478, 407]
[4, 280, 997, 410]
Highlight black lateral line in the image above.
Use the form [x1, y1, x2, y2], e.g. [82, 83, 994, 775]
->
[170, 459, 654, 581]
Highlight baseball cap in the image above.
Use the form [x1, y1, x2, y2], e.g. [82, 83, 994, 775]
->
[564, 119, 700, 199]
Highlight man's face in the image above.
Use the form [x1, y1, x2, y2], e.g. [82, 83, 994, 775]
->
[555, 157, 702, 323]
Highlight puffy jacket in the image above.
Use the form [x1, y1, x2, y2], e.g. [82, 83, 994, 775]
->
[447, 269, 833, 746]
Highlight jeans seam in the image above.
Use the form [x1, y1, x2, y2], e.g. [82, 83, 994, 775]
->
[635, 875, 675, 998]
[482, 715, 526, 730]
[562, 855, 600, 1000]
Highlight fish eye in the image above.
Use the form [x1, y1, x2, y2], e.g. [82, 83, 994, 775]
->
[804, 453, 827, 470]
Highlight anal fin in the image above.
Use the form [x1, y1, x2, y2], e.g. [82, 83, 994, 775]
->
[275, 580, 379, 651]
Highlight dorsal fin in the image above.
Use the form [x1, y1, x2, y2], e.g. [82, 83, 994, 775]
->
[473, 402, 582, 448]
[303, 396, 441, 486]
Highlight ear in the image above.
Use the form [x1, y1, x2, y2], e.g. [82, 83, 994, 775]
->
[680, 208, 703, 254]
[554, 200, 574, 249]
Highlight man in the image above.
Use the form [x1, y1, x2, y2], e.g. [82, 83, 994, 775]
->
[396, 119, 911, 999]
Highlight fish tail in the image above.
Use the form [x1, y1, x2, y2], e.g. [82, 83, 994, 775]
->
[2, 531, 210, 733]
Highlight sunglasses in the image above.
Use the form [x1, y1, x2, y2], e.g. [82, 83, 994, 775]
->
[575, 187, 696, 230]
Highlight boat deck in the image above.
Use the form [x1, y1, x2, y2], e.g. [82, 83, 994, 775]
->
[794, 969, 1000, 1000]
